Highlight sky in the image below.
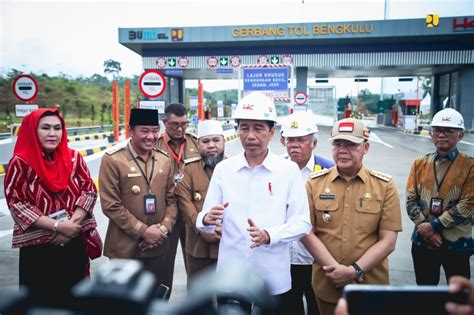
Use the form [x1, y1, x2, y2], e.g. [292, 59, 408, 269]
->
[1, 0, 473, 97]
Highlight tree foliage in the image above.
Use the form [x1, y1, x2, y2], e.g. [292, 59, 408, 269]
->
[103, 59, 122, 79]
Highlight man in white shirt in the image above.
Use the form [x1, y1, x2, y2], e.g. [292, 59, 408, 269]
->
[196, 92, 311, 315]
[281, 111, 334, 315]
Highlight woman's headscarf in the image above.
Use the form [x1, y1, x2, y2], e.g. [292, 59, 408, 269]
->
[13, 108, 72, 192]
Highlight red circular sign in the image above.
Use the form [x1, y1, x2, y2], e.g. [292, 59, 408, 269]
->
[294, 92, 308, 105]
[207, 56, 218, 68]
[12, 74, 38, 102]
[138, 70, 166, 98]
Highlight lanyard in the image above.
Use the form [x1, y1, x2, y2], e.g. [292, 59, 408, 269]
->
[432, 154, 457, 197]
[127, 144, 155, 193]
[162, 133, 186, 165]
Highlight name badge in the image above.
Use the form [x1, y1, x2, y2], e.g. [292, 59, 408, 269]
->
[430, 197, 443, 216]
[319, 194, 336, 200]
[127, 173, 141, 178]
[144, 194, 156, 215]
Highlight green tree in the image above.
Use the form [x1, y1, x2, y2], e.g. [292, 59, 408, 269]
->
[90, 104, 96, 124]
[103, 59, 122, 80]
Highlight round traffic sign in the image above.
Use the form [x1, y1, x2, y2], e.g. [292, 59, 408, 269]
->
[139, 70, 166, 98]
[12, 74, 38, 102]
[294, 92, 308, 105]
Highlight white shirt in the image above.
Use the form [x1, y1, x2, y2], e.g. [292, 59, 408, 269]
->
[290, 156, 316, 265]
[196, 150, 311, 295]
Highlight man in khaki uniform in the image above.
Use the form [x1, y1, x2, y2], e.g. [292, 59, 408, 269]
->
[155, 103, 200, 283]
[175, 120, 225, 284]
[99, 108, 177, 296]
[302, 118, 402, 315]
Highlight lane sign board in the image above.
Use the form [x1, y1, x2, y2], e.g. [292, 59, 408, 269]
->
[138, 70, 166, 98]
[15, 104, 39, 117]
[13, 74, 38, 101]
[243, 67, 288, 91]
[294, 92, 308, 105]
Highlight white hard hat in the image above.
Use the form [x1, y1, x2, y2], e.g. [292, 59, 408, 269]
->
[197, 120, 224, 139]
[430, 108, 465, 130]
[281, 111, 318, 137]
[233, 92, 278, 122]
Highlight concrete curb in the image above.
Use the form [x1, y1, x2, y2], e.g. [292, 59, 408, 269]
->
[68, 132, 113, 143]
[224, 133, 240, 142]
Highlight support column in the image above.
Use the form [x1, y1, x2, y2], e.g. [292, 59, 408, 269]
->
[457, 67, 474, 130]
[295, 67, 308, 112]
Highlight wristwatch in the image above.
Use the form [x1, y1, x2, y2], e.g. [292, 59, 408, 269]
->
[351, 262, 365, 282]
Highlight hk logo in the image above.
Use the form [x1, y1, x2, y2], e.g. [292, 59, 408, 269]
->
[426, 14, 439, 28]
[243, 104, 254, 110]
[442, 117, 451, 122]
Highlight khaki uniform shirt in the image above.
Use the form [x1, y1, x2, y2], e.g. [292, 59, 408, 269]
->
[99, 141, 177, 259]
[175, 157, 219, 259]
[155, 131, 199, 177]
[306, 166, 402, 303]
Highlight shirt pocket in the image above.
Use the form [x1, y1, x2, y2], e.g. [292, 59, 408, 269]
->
[314, 199, 339, 229]
[355, 200, 381, 232]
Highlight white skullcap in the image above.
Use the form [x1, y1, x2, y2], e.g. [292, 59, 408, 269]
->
[197, 120, 225, 139]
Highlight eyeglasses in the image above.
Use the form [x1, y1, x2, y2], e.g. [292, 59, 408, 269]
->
[167, 121, 188, 130]
[431, 127, 460, 136]
[332, 141, 362, 150]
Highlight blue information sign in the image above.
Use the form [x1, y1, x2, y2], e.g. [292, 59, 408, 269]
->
[243, 68, 288, 91]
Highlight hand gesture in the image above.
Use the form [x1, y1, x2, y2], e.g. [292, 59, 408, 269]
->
[247, 218, 270, 249]
[203, 202, 228, 226]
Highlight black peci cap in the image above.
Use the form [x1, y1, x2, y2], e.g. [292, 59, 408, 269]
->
[129, 108, 159, 126]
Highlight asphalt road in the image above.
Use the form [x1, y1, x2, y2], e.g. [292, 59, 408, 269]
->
[0, 125, 472, 305]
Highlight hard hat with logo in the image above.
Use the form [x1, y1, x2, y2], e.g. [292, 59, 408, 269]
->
[430, 108, 465, 130]
[197, 119, 224, 139]
[281, 110, 318, 137]
[233, 92, 278, 122]
[329, 118, 370, 143]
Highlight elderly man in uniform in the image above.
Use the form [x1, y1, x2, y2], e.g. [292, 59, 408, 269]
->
[99, 108, 177, 296]
[406, 108, 472, 285]
[301, 118, 402, 315]
[175, 120, 225, 285]
[281, 111, 334, 315]
[156, 103, 200, 287]
[196, 92, 311, 315]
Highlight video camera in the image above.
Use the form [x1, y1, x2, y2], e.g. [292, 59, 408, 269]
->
[0, 259, 276, 315]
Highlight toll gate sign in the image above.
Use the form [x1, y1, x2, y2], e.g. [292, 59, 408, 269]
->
[243, 68, 288, 91]
[139, 70, 166, 98]
[13, 74, 38, 102]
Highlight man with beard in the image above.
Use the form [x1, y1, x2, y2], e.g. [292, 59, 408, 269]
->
[99, 108, 177, 296]
[406, 108, 472, 285]
[156, 103, 200, 292]
[175, 120, 225, 284]
[196, 92, 311, 315]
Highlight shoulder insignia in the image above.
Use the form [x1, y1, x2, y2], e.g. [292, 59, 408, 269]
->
[105, 144, 125, 155]
[369, 170, 392, 182]
[184, 156, 202, 164]
[186, 132, 198, 139]
[310, 168, 330, 179]
[154, 147, 169, 157]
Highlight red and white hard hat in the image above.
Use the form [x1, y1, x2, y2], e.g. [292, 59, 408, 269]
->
[430, 108, 465, 130]
[233, 92, 278, 122]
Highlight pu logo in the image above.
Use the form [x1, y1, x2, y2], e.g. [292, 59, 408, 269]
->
[243, 104, 254, 110]
[290, 121, 298, 129]
[426, 14, 439, 28]
[172, 29, 183, 41]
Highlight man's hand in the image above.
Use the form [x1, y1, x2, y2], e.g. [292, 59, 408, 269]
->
[417, 222, 435, 240]
[57, 220, 82, 238]
[203, 202, 228, 226]
[446, 276, 474, 315]
[201, 232, 220, 243]
[427, 232, 443, 247]
[323, 264, 357, 288]
[247, 218, 270, 249]
[50, 233, 72, 246]
[142, 224, 168, 249]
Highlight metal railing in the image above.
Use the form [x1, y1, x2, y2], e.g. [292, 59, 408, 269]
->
[1, 125, 125, 139]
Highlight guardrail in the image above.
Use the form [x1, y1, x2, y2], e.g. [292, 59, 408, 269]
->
[0, 124, 125, 139]
[0, 132, 10, 140]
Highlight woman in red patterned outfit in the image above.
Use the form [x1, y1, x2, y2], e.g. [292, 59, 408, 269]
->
[4, 108, 100, 307]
